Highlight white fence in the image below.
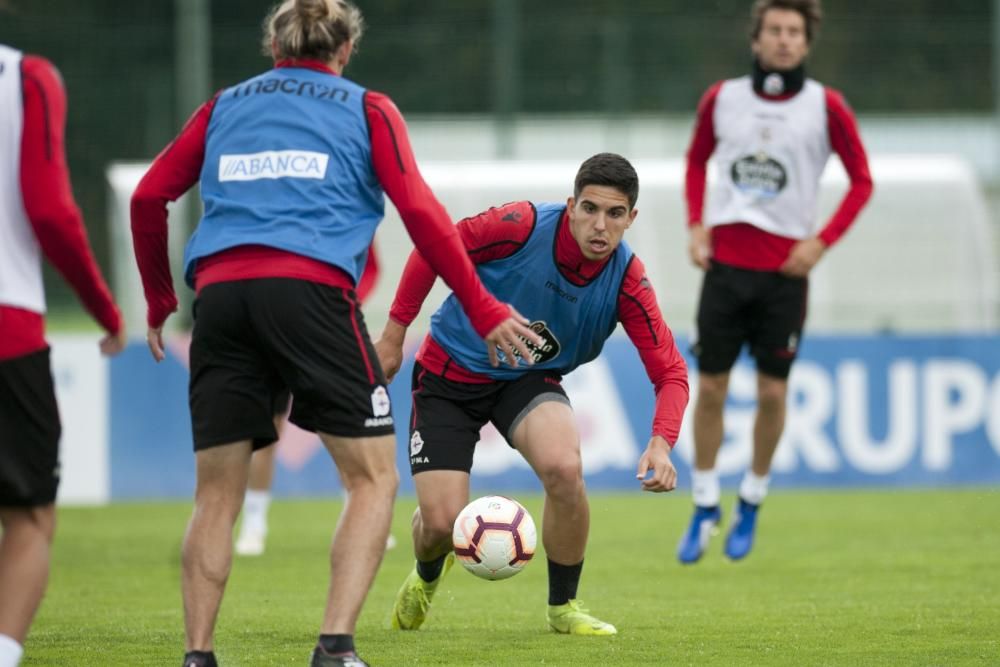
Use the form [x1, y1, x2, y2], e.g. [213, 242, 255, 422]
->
[108, 154, 998, 337]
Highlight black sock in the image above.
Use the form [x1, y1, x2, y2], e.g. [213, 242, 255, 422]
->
[183, 651, 217, 667]
[416, 554, 447, 583]
[317, 634, 354, 655]
[547, 558, 583, 606]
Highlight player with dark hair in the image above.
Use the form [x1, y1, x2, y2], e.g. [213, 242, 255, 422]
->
[131, 1, 539, 665]
[0, 44, 126, 667]
[679, 0, 873, 563]
[376, 153, 689, 637]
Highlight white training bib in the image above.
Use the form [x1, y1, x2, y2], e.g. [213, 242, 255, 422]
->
[0, 44, 46, 314]
[706, 76, 831, 240]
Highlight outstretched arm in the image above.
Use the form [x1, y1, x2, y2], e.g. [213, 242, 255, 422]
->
[366, 93, 540, 364]
[618, 257, 690, 492]
[376, 202, 536, 381]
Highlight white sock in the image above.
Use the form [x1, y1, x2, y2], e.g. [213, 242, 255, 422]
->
[0, 635, 24, 667]
[242, 490, 271, 534]
[739, 471, 770, 505]
[691, 469, 720, 508]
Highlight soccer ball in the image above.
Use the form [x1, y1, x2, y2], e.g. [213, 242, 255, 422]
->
[452, 495, 537, 581]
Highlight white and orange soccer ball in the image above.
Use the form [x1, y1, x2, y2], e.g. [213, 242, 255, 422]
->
[452, 495, 537, 581]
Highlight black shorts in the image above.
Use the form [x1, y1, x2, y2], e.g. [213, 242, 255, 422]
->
[0, 348, 61, 506]
[189, 278, 394, 451]
[272, 388, 292, 417]
[692, 261, 808, 379]
[407, 362, 570, 475]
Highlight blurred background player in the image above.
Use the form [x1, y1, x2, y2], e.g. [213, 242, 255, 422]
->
[130, 1, 539, 665]
[678, 0, 873, 563]
[376, 153, 689, 636]
[233, 246, 392, 557]
[0, 42, 126, 667]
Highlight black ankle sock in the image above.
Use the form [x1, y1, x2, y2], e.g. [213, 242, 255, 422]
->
[183, 651, 217, 667]
[318, 634, 354, 655]
[416, 554, 447, 583]
[547, 558, 584, 606]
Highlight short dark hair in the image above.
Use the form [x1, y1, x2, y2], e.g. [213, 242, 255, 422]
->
[574, 153, 639, 209]
[751, 0, 822, 43]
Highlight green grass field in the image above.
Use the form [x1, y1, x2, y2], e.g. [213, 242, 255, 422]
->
[24, 490, 1000, 665]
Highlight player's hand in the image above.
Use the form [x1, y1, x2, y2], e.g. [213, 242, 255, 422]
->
[636, 435, 677, 493]
[780, 237, 826, 278]
[99, 327, 127, 357]
[688, 224, 711, 270]
[485, 306, 544, 369]
[146, 326, 166, 363]
[375, 319, 407, 383]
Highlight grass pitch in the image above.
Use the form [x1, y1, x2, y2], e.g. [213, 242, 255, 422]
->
[25, 489, 1000, 665]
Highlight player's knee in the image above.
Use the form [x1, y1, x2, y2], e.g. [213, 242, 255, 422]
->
[757, 377, 788, 412]
[697, 374, 729, 407]
[346, 464, 399, 501]
[419, 505, 461, 542]
[377, 466, 401, 497]
[0, 504, 55, 543]
[194, 483, 245, 524]
[537, 457, 584, 498]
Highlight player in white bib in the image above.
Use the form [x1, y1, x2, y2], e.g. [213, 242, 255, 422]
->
[678, 0, 873, 563]
[0, 39, 125, 667]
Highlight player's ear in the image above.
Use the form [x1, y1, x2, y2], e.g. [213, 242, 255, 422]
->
[337, 40, 354, 69]
[627, 208, 638, 228]
[566, 196, 576, 213]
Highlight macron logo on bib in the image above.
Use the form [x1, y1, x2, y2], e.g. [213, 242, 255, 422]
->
[218, 150, 329, 182]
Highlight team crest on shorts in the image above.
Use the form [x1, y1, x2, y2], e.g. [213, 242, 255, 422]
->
[410, 430, 424, 456]
[371, 386, 390, 416]
[365, 386, 393, 428]
[410, 431, 429, 464]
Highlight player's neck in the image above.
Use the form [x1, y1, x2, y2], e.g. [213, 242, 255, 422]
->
[751, 59, 805, 99]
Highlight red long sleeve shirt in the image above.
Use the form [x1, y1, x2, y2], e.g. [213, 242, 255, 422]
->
[131, 60, 505, 334]
[390, 201, 690, 445]
[0, 55, 122, 360]
[685, 81, 874, 270]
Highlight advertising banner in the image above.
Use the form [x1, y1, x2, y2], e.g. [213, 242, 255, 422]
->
[85, 334, 1000, 500]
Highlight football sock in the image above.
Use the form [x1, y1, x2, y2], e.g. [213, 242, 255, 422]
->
[242, 490, 271, 533]
[416, 554, 448, 583]
[547, 558, 583, 606]
[738, 471, 770, 505]
[318, 634, 354, 655]
[692, 468, 720, 508]
[0, 634, 24, 667]
[182, 650, 217, 667]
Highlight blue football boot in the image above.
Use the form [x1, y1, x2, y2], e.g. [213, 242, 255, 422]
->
[724, 497, 760, 561]
[677, 505, 722, 564]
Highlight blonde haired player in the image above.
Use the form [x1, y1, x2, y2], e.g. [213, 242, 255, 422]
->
[132, 1, 540, 665]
